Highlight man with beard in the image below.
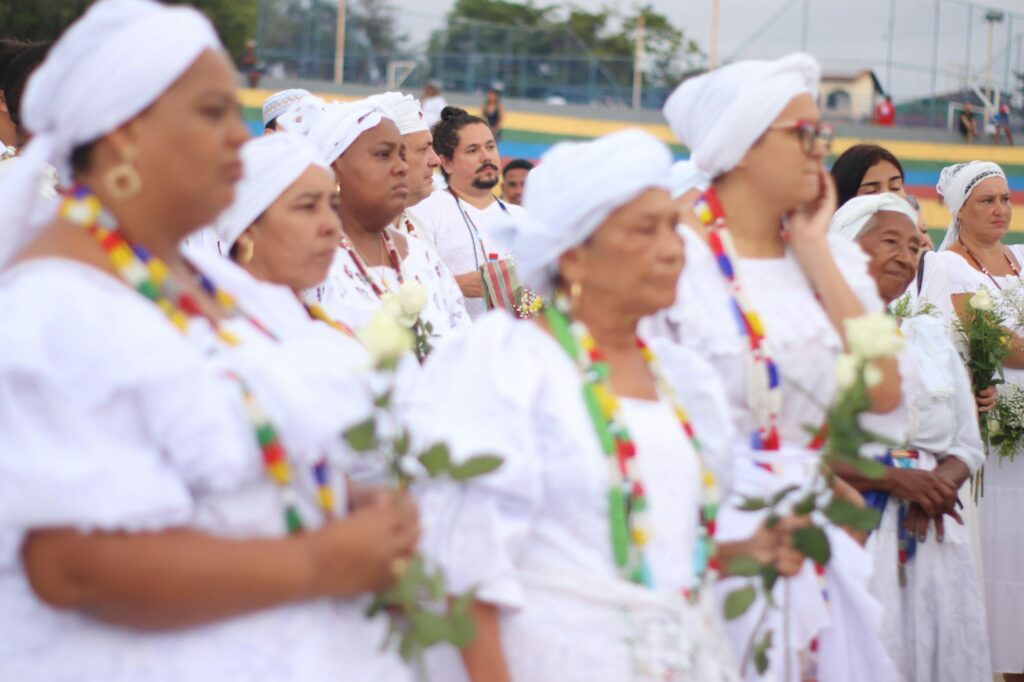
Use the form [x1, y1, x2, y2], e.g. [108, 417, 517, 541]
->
[408, 106, 524, 318]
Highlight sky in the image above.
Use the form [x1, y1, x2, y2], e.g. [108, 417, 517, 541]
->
[387, 0, 1024, 101]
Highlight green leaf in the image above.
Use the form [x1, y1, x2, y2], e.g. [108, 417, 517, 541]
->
[373, 390, 393, 409]
[737, 496, 768, 512]
[726, 555, 762, 577]
[448, 591, 478, 647]
[394, 429, 411, 456]
[409, 609, 454, 648]
[449, 455, 504, 481]
[793, 526, 831, 565]
[343, 418, 377, 452]
[418, 443, 452, 477]
[839, 455, 888, 480]
[793, 492, 817, 516]
[824, 498, 881, 531]
[769, 484, 800, 507]
[754, 630, 773, 674]
[723, 584, 757, 620]
[760, 564, 780, 594]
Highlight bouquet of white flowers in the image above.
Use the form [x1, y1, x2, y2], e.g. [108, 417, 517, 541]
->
[989, 383, 1024, 462]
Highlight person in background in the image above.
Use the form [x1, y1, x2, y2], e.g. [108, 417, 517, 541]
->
[875, 95, 895, 127]
[500, 158, 532, 206]
[904, 194, 934, 252]
[830, 143, 906, 207]
[482, 87, 504, 140]
[422, 80, 447, 129]
[991, 102, 1013, 146]
[0, 38, 31, 157]
[959, 103, 978, 144]
[3, 42, 51, 147]
[240, 38, 261, 88]
[261, 87, 310, 134]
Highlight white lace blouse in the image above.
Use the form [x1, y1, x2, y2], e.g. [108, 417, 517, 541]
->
[0, 257, 409, 681]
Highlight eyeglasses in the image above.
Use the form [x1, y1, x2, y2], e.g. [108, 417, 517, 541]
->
[767, 119, 834, 154]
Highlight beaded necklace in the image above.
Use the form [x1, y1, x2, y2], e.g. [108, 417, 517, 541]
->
[340, 230, 404, 297]
[694, 187, 782, 451]
[305, 301, 355, 336]
[958, 236, 1023, 291]
[545, 299, 719, 600]
[60, 184, 334, 534]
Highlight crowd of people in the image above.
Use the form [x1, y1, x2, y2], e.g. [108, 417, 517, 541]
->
[0, 1, 1021, 681]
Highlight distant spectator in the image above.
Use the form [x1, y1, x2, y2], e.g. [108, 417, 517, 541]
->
[875, 95, 895, 126]
[482, 88, 505, 140]
[0, 38, 31, 152]
[421, 80, 447, 129]
[240, 38, 262, 88]
[959, 102, 978, 144]
[830, 143, 905, 207]
[501, 158, 533, 206]
[991, 102, 1013, 146]
[3, 42, 50, 146]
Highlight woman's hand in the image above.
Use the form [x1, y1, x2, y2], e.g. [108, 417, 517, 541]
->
[721, 516, 808, 578]
[785, 165, 838, 264]
[903, 501, 963, 543]
[887, 468, 958, 518]
[976, 385, 997, 413]
[307, 491, 420, 597]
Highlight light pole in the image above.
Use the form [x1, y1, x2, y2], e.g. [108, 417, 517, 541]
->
[632, 5, 645, 109]
[986, 10, 1006, 105]
[710, 0, 721, 69]
[334, 0, 347, 85]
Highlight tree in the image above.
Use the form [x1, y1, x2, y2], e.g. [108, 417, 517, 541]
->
[0, 0, 258, 68]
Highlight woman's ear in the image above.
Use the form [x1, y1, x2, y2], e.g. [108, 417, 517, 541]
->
[557, 246, 586, 288]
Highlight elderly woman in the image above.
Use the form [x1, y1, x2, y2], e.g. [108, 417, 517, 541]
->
[918, 160, 1024, 681]
[409, 129, 812, 682]
[304, 99, 468, 348]
[0, 2, 416, 679]
[829, 194, 991, 681]
[659, 54, 902, 682]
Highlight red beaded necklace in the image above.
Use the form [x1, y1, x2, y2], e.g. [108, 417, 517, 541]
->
[340, 230, 404, 298]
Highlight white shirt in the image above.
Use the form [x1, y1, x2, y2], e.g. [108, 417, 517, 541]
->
[306, 229, 470, 337]
[408, 189, 526, 318]
[411, 313, 738, 682]
[0, 257, 410, 682]
[421, 95, 447, 129]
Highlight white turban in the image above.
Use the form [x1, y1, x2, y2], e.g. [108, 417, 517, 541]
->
[662, 53, 820, 180]
[936, 161, 1007, 250]
[213, 133, 330, 249]
[365, 91, 429, 135]
[492, 128, 673, 299]
[828, 192, 918, 242]
[263, 88, 311, 126]
[275, 94, 326, 137]
[0, 0, 222, 268]
[306, 99, 392, 166]
[669, 159, 708, 199]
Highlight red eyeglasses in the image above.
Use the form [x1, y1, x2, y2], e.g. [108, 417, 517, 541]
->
[767, 119, 834, 154]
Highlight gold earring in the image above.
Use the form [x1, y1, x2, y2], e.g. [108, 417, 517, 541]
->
[238, 235, 255, 264]
[570, 281, 582, 312]
[103, 145, 142, 201]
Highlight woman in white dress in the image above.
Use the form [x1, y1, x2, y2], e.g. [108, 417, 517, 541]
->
[918, 160, 1024, 680]
[829, 193, 991, 681]
[0, 2, 416, 679]
[304, 99, 469, 345]
[411, 129, 811, 682]
[658, 53, 902, 682]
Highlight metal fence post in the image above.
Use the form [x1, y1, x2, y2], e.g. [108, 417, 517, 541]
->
[930, 0, 940, 124]
[965, 4, 973, 92]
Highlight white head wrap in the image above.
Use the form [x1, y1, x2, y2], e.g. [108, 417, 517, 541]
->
[306, 99, 392, 166]
[492, 128, 673, 299]
[828, 192, 919, 242]
[364, 92, 429, 135]
[263, 88, 311, 126]
[936, 161, 1008, 250]
[0, 0, 222, 268]
[213, 133, 330, 249]
[668, 159, 708, 199]
[274, 93, 326, 137]
[662, 53, 820, 181]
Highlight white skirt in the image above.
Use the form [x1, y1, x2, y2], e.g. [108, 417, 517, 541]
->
[978, 454, 1024, 673]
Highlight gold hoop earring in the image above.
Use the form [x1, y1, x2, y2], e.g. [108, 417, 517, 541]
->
[238, 235, 255, 264]
[104, 146, 141, 201]
[570, 281, 582, 312]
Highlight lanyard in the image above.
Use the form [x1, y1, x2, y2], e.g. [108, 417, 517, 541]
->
[448, 188, 510, 269]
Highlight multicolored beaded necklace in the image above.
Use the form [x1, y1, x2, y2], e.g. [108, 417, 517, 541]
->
[305, 301, 355, 336]
[545, 298, 719, 601]
[958, 236, 1023, 291]
[340, 230, 404, 298]
[60, 184, 334, 534]
[694, 187, 782, 452]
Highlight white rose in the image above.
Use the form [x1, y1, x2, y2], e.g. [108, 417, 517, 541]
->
[844, 313, 904, 360]
[834, 353, 859, 390]
[969, 287, 995, 312]
[356, 309, 414, 363]
[988, 418, 1002, 435]
[398, 280, 428, 317]
[863, 364, 883, 388]
[381, 292, 419, 329]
